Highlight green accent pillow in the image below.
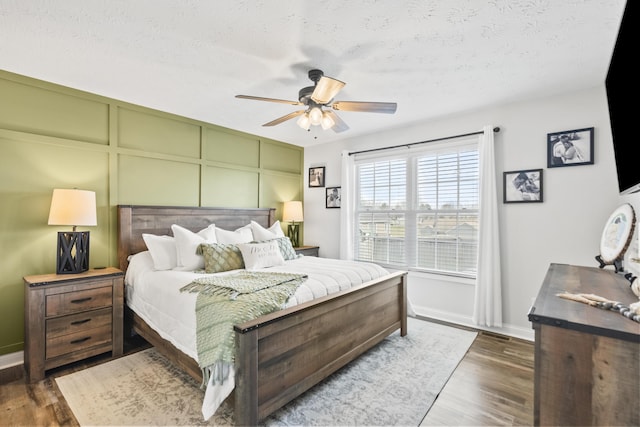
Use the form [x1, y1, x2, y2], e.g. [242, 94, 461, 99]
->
[197, 243, 245, 273]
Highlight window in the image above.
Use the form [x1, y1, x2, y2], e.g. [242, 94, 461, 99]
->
[354, 138, 479, 277]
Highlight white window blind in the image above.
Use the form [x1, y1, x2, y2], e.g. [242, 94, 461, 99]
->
[354, 139, 479, 277]
[357, 159, 407, 265]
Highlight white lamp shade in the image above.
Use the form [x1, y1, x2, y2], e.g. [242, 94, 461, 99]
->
[48, 189, 97, 226]
[297, 113, 311, 130]
[321, 111, 335, 130]
[308, 107, 323, 125]
[283, 201, 304, 222]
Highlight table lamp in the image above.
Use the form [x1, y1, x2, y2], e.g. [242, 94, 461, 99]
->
[48, 189, 97, 274]
[283, 201, 303, 247]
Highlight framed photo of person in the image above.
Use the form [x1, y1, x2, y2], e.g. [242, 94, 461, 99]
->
[326, 186, 341, 208]
[503, 169, 543, 203]
[309, 166, 325, 188]
[547, 127, 594, 168]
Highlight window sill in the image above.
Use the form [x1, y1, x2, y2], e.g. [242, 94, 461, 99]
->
[408, 269, 476, 285]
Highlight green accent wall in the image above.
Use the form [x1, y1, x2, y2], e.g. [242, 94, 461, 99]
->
[0, 70, 303, 357]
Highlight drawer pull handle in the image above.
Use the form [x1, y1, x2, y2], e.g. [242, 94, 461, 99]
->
[70, 297, 92, 304]
[70, 319, 91, 325]
[70, 336, 91, 345]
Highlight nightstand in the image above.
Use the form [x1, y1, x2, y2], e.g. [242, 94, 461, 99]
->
[294, 245, 319, 257]
[23, 267, 124, 382]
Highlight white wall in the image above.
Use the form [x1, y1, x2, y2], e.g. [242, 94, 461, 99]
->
[303, 85, 640, 341]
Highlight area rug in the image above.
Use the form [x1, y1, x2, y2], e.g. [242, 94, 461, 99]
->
[56, 317, 477, 426]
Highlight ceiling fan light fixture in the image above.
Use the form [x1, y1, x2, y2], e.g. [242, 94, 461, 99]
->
[297, 113, 311, 130]
[308, 107, 323, 125]
[321, 111, 335, 130]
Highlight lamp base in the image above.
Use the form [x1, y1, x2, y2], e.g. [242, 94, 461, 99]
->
[56, 231, 90, 274]
[287, 223, 300, 248]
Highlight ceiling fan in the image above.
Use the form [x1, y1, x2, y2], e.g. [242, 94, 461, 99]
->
[235, 69, 397, 133]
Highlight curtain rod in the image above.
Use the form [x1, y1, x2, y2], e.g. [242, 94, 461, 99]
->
[348, 126, 500, 156]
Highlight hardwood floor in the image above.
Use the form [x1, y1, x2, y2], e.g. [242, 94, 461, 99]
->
[1, 323, 534, 426]
[0, 335, 150, 427]
[421, 328, 534, 426]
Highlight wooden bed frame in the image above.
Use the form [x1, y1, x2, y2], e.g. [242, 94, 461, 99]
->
[117, 205, 408, 425]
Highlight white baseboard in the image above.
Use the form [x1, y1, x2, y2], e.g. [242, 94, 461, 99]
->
[413, 305, 534, 342]
[0, 307, 535, 372]
[0, 351, 23, 370]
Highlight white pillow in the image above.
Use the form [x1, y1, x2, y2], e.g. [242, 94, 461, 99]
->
[237, 240, 285, 270]
[142, 234, 177, 270]
[171, 224, 216, 271]
[199, 224, 217, 241]
[216, 225, 253, 244]
[250, 220, 285, 241]
[125, 251, 155, 281]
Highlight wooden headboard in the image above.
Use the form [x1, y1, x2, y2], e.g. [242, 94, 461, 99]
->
[117, 205, 277, 272]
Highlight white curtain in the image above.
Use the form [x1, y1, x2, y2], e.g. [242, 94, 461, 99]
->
[473, 125, 503, 327]
[340, 150, 355, 260]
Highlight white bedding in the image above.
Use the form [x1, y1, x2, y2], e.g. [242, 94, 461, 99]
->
[125, 251, 391, 419]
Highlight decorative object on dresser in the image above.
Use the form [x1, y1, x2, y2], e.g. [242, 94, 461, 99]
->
[294, 245, 319, 257]
[47, 188, 97, 274]
[595, 203, 636, 273]
[23, 267, 124, 382]
[556, 291, 640, 323]
[282, 200, 303, 247]
[503, 169, 543, 203]
[547, 127, 594, 168]
[528, 263, 639, 426]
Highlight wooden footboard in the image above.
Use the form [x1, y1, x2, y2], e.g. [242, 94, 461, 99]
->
[234, 270, 407, 425]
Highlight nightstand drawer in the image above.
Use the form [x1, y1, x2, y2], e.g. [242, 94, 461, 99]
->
[46, 323, 112, 359]
[46, 285, 113, 316]
[46, 307, 112, 339]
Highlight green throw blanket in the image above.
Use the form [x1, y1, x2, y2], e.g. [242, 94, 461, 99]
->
[180, 271, 307, 387]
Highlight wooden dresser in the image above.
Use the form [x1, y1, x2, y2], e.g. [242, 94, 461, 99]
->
[23, 267, 124, 382]
[528, 263, 639, 426]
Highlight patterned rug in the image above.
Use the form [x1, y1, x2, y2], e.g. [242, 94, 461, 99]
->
[56, 317, 477, 426]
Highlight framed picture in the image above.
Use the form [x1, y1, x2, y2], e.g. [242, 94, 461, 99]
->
[326, 186, 341, 208]
[503, 169, 543, 203]
[547, 127, 594, 168]
[309, 166, 325, 188]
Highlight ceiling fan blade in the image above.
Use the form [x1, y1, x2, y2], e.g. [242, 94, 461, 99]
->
[236, 95, 302, 106]
[324, 110, 349, 133]
[262, 110, 306, 127]
[311, 76, 346, 104]
[332, 101, 397, 114]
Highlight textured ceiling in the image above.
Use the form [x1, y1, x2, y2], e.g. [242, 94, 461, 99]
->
[0, 0, 627, 147]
